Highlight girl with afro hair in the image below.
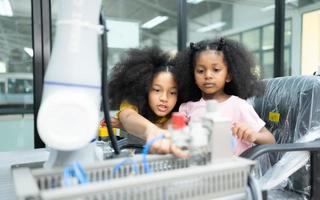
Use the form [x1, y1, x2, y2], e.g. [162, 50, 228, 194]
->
[107, 46, 186, 156]
[175, 38, 275, 155]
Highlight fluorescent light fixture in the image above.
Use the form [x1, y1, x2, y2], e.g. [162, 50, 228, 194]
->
[197, 22, 226, 33]
[262, 45, 273, 50]
[187, 0, 204, 4]
[0, 61, 6, 73]
[24, 47, 34, 58]
[141, 16, 168, 29]
[261, 0, 297, 12]
[0, 0, 13, 17]
[285, 0, 298, 4]
[260, 4, 275, 12]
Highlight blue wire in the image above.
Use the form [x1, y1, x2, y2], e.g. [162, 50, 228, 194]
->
[142, 133, 165, 174]
[112, 158, 139, 175]
[113, 134, 167, 175]
[73, 162, 88, 184]
[62, 162, 88, 186]
[63, 167, 73, 187]
[230, 136, 237, 151]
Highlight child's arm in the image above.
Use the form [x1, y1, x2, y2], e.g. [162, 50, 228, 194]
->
[111, 117, 123, 129]
[255, 127, 276, 144]
[118, 108, 164, 140]
[119, 108, 188, 157]
[232, 122, 275, 144]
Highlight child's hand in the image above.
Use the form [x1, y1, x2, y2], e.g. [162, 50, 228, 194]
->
[100, 117, 123, 129]
[111, 117, 123, 129]
[100, 119, 106, 127]
[232, 122, 257, 143]
[145, 125, 188, 158]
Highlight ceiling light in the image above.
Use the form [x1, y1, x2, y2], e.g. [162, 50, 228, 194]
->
[261, 4, 275, 12]
[0, 61, 6, 73]
[262, 45, 273, 50]
[187, 0, 204, 4]
[24, 47, 34, 58]
[0, 0, 13, 17]
[141, 16, 168, 29]
[196, 22, 226, 33]
[286, 0, 298, 4]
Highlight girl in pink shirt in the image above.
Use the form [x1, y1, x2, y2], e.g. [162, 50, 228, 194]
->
[176, 38, 275, 155]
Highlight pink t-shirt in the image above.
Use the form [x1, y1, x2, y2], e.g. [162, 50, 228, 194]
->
[179, 95, 265, 155]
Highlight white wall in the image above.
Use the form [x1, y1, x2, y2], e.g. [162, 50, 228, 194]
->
[300, 2, 320, 75]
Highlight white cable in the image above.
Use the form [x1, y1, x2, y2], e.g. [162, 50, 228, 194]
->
[56, 20, 104, 34]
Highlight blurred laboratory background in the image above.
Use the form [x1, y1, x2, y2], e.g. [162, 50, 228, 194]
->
[0, 0, 320, 151]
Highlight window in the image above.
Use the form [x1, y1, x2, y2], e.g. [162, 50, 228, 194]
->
[0, 0, 33, 113]
[186, 0, 279, 78]
[243, 29, 260, 51]
[225, 19, 292, 78]
[51, 0, 179, 71]
[0, 0, 34, 151]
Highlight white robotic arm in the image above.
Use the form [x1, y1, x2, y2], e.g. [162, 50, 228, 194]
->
[37, 0, 103, 166]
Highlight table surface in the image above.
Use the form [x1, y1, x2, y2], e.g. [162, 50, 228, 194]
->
[0, 149, 49, 200]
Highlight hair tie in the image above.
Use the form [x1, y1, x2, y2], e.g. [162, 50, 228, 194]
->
[190, 42, 201, 51]
[217, 37, 225, 51]
[190, 42, 196, 50]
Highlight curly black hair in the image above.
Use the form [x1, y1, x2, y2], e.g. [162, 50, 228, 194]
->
[108, 46, 185, 123]
[175, 38, 265, 102]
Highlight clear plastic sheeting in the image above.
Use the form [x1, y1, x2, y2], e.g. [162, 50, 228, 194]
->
[259, 128, 320, 190]
[251, 75, 320, 198]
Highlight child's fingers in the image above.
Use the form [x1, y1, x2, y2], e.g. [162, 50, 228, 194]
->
[231, 123, 238, 137]
[158, 139, 171, 154]
[100, 119, 106, 126]
[232, 123, 243, 139]
[150, 139, 170, 154]
[149, 140, 161, 154]
[101, 118, 120, 127]
[170, 144, 189, 158]
[233, 122, 252, 141]
[110, 117, 116, 122]
[149, 138, 188, 158]
[245, 131, 256, 142]
[110, 118, 118, 126]
[111, 117, 123, 128]
[242, 131, 250, 142]
[237, 130, 244, 140]
[237, 127, 256, 142]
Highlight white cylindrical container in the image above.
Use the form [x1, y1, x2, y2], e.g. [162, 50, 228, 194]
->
[202, 100, 234, 162]
[37, 0, 102, 151]
[189, 121, 208, 149]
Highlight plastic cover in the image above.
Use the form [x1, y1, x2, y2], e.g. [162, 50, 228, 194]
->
[259, 128, 320, 189]
[251, 75, 320, 197]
